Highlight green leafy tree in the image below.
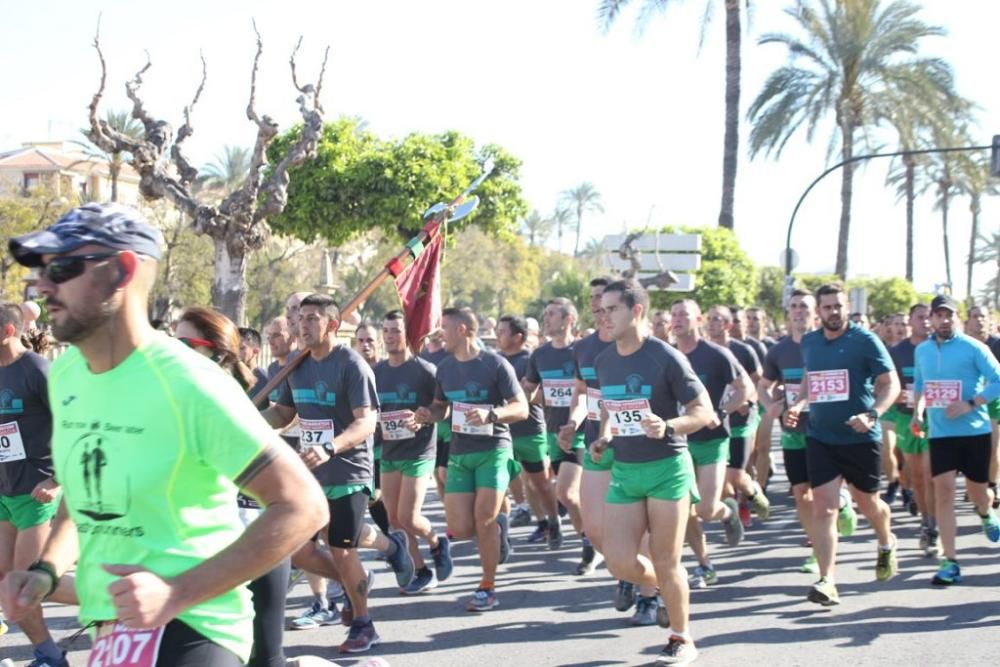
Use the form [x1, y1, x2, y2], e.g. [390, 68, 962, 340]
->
[559, 182, 604, 257]
[748, 0, 959, 278]
[268, 118, 527, 246]
[650, 225, 757, 310]
[849, 276, 919, 320]
[755, 265, 787, 321]
[440, 228, 541, 317]
[0, 190, 77, 299]
[972, 229, 1000, 310]
[600, 0, 746, 230]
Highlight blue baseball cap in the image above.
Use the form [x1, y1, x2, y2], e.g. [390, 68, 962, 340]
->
[9, 202, 164, 268]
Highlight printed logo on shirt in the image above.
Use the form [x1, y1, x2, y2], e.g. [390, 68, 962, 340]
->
[293, 383, 337, 407]
[625, 374, 644, 396]
[67, 431, 130, 521]
[563, 361, 576, 377]
[0, 390, 24, 416]
[377, 383, 417, 405]
[445, 382, 489, 403]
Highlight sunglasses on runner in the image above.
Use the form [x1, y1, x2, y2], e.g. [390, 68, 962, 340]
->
[40, 252, 119, 284]
[178, 336, 216, 350]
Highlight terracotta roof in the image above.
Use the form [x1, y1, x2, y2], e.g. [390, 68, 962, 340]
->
[0, 144, 139, 182]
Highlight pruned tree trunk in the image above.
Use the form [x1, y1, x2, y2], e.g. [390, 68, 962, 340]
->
[966, 191, 980, 301]
[718, 0, 740, 231]
[212, 237, 249, 324]
[835, 122, 855, 279]
[573, 206, 583, 257]
[109, 155, 121, 202]
[940, 180, 952, 289]
[904, 157, 915, 282]
[85, 23, 328, 324]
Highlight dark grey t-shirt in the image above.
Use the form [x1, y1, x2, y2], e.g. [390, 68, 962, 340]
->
[681, 339, 741, 442]
[726, 338, 761, 428]
[743, 337, 769, 367]
[525, 342, 584, 435]
[276, 346, 378, 487]
[420, 348, 450, 366]
[0, 351, 53, 496]
[762, 336, 809, 433]
[575, 333, 613, 444]
[434, 350, 522, 455]
[594, 336, 704, 463]
[501, 350, 545, 438]
[374, 357, 437, 461]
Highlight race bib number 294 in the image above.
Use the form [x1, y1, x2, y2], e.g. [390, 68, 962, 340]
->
[87, 623, 165, 667]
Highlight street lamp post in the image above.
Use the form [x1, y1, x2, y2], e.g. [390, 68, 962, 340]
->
[782, 139, 999, 304]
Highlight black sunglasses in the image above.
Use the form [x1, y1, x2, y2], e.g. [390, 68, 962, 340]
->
[40, 253, 118, 284]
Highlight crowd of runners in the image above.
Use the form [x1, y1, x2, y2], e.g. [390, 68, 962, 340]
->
[0, 203, 998, 666]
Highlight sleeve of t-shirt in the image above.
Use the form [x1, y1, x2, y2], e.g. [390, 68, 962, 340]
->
[274, 377, 295, 408]
[974, 343, 1000, 403]
[574, 349, 585, 381]
[525, 350, 541, 385]
[667, 352, 705, 406]
[762, 347, 781, 383]
[434, 363, 448, 403]
[866, 335, 895, 378]
[914, 347, 925, 393]
[747, 346, 762, 376]
[345, 355, 378, 412]
[496, 356, 523, 403]
[719, 347, 741, 385]
[29, 354, 51, 412]
[189, 372, 275, 481]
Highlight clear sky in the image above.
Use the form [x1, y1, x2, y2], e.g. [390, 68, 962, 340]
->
[2, 0, 997, 299]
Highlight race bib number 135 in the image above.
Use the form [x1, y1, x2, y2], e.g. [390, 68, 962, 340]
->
[605, 399, 652, 437]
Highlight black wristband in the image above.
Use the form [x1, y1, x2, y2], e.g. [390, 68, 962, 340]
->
[28, 560, 60, 599]
[968, 398, 978, 408]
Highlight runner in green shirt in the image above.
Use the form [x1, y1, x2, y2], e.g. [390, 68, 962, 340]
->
[414, 307, 529, 612]
[590, 280, 715, 665]
[0, 203, 326, 666]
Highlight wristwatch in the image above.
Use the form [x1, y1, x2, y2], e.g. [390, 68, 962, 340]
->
[28, 560, 60, 599]
[664, 421, 676, 439]
[322, 441, 337, 455]
[968, 398, 979, 408]
[487, 408, 499, 424]
[866, 409, 879, 422]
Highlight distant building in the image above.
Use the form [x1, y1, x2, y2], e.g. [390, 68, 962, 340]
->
[0, 140, 140, 204]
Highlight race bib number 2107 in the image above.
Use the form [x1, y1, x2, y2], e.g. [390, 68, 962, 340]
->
[87, 623, 165, 667]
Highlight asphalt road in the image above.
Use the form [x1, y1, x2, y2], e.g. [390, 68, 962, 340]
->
[3, 460, 1000, 666]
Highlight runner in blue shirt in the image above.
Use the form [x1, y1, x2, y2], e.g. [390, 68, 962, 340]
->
[912, 295, 1000, 585]
[789, 283, 900, 606]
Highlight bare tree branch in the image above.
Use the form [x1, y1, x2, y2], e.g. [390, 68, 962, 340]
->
[171, 52, 207, 187]
[314, 46, 330, 114]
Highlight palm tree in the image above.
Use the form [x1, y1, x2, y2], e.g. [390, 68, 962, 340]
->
[884, 92, 970, 282]
[521, 209, 554, 247]
[78, 110, 144, 202]
[599, 0, 744, 230]
[922, 124, 978, 292]
[201, 146, 253, 195]
[972, 230, 1000, 310]
[747, 0, 957, 279]
[549, 207, 574, 254]
[560, 183, 604, 257]
[956, 156, 999, 302]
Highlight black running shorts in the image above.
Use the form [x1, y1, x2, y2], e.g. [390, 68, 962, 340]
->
[930, 434, 992, 483]
[806, 438, 880, 494]
[327, 489, 371, 549]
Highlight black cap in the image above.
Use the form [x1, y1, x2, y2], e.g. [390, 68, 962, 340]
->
[9, 202, 164, 268]
[930, 294, 958, 313]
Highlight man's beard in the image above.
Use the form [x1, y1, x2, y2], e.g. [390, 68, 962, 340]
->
[49, 300, 114, 343]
